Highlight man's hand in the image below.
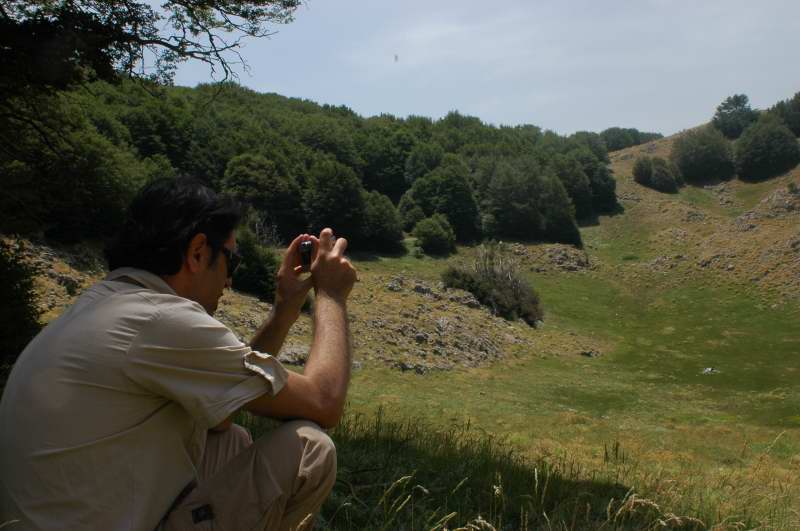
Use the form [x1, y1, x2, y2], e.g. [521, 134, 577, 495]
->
[244, 228, 356, 429]
[311, 228, 357, 304]
[272, 234, 315, 324]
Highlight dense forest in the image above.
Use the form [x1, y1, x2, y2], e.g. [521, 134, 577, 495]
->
[1, 80, 629, 253]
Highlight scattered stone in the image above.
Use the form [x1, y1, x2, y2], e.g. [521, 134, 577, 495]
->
[413, 283, 432, 295]
[278, 345, 309, 366]
[386, 277, 404, 292]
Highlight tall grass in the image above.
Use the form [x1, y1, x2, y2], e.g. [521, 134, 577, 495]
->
[239, 409, 772, 530]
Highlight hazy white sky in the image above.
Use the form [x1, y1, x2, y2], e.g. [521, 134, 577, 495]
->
[174, 0, 800, 136]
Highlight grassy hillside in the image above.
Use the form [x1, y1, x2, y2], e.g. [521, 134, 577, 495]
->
[16, 133, 800, 529]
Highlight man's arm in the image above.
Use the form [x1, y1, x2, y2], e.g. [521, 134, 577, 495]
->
[244, 229, 356, 429]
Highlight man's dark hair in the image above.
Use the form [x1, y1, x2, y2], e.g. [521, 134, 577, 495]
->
[105, 178, 243, 275]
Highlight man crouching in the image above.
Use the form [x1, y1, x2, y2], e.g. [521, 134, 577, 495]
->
[0, 177, 357, 530]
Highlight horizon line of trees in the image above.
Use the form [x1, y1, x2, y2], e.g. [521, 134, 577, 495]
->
[2, 79, 626, 257]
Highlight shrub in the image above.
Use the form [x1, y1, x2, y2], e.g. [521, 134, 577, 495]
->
[711, 94, 759, 139]
[442, 243, 542, 326]
[232, 226, 279, 301]
[633, 156, 682, 193]
[0, 240, 42, 384]
[633, 156, 653, 185]
[670, 126, 735, 183]
[412, 214, 456, 256]
[735, 115, 800, 181]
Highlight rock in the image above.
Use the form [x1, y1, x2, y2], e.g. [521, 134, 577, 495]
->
[701, 367, 719, 375]
[386, 277, 404, 292]
[414, 332, 429, 344]
[278, 345, 309, 366]
[413, 283, 432, 295]
[580, 349, 602, 358]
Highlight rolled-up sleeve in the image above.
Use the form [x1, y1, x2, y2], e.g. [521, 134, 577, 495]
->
[123, 299, 288, 429]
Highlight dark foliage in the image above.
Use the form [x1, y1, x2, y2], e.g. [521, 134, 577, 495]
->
[303, 159, 366, 245]
[551, 154, 593, 219]
[397, 192, 426, 232]
[231, 226, 279, 301]
[406, 155, 482, 243]
[600, 127, 663, 152]
[670, 126, 735, 183]
[221, 153, 306, 244]
[735, 115, 800, 181]
[768, 92, 800, 137]
[0, 0, 300, 98]
[442, 243, 542, 326]
[360, 190, 405, 253]
[412, 214, 456, 256]
[711, 94, 759, 139]
[0, 240, 42, 384]
[632, 156, 682, 193]
[404, 141, 443, 185]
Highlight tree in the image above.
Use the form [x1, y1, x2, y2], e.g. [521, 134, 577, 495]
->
[232, 225, 279, 301]
[361, 190, 404, 253]
[221, 153, 306, 243]
[600, 127, 663, 152]
[711, 94, 759, 139]
[735, 114, 800, 181]
[303, 158, 366, 245]
[769, 92, 800, 137]
[407, 155, 481, 243]
[0, 0, 301, 97]
[670, 126, 735, 183]
[412, 214, 456, 256]
[404, 142, 443, 185]
[551, 154, 593, 219]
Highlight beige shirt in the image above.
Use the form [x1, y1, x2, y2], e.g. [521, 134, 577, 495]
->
[0, 268, 288, 531]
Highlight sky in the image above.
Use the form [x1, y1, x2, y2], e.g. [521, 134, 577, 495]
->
[173, 0, 800, 137]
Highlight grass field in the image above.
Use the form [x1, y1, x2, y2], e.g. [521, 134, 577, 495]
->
[310, 160, 800, 528]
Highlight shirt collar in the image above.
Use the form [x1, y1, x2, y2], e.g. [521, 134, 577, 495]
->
[105, 267, 177, 296]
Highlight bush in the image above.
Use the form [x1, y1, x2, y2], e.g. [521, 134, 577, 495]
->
[711, 94, 759, 139]
[0, 240, 42, 384]
[442, 243, 542, 326]
[632, 156, 682, 193]
[412, 214, 456, 256]
[670, 126, 735, 183]
[735, 115, 800, 181]
[232, 226, 279, 301]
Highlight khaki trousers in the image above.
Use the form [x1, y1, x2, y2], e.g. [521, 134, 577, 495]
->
[163, 421, 337, 531]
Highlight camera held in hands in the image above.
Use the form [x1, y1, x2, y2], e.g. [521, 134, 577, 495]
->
[299, 240, 313, 272]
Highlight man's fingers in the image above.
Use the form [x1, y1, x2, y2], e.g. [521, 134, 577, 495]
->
[319, 228, 335, 251]
[283, 234, 308, 270]
[331, 236, 348, 257]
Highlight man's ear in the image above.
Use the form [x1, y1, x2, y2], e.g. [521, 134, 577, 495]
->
[186, 233, 209, 273]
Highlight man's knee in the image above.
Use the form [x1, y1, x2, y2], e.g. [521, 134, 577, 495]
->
[252, 420, 337, 490]
[294, 421, 337, 482]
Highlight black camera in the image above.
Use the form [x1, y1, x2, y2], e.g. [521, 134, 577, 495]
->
[299, 240, 313, 272]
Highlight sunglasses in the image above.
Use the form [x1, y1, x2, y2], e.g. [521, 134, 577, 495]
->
[220, 246, 243, 278]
